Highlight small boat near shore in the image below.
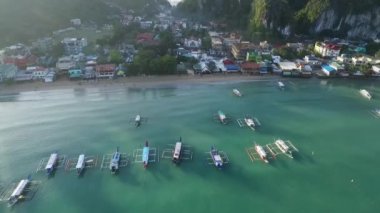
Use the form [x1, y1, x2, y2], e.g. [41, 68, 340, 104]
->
[278, 81, 285, 89]
[210, 146, 223, 168]
[109, 147, 120, 174]
[360, 89, 371, 100]
[232, 89, 242, 97]
[143, 141, 149, 168]
[255, 144, 269, 163]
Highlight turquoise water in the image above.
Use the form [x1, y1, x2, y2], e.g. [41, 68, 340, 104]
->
[0, 79, 380, 213]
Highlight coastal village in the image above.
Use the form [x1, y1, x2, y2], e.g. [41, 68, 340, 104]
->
[0, 6, 379, 86]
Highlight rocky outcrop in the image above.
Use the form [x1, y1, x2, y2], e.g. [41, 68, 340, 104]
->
[313, 7, 380, 40]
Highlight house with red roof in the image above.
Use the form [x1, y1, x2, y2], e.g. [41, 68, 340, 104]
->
[96, 64, 116, 79]
[314, 42, 341, 58]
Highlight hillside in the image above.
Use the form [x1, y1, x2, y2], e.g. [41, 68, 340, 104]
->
[176, 0, 380, 40]
[0, 0, 170, 48]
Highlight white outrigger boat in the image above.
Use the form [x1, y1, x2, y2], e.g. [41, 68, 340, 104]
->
[210, 146, 223, 168]
[359, 89, 372, 100]
[135, 115, 141, 127]
[172, 138, 182, 164]
[109, 147, 120, 174]
[232, 89, 242, 97]
[278, 81, 285, 89]
[244, 116, 260, 131]
[45, 152, 58, 176]
[275, 139, 295, 158]
[75, 154, 85, 176]
[255, 144, 269, 163]
[370, 108, 380, 118]
[142, 141, 149, 168]
[8, 177, 30, 207]
[217, 110, 228, 124]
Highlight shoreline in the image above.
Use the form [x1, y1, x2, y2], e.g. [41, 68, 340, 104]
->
[0, 74, 281, 94]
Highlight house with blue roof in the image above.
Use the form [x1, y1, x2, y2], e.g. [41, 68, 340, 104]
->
[321, 64, 336, 76]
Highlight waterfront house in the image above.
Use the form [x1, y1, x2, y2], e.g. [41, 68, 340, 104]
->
[56, 56, 75, 72]
[95, 64, 116, 78]
[0, 64, 17, 82]
[304, 55, 320, 65]
[278, 61, 300, 77]
[15, 70, 33, 82]
[68, 69, 83, 79]
[241, 62, 260, 74]
[321, 64, 336, 76]
[83, 67, 96, 79]
[337, 54, 352, 63]
[27, 66, 49, 80]
[44, 70, 56, 83]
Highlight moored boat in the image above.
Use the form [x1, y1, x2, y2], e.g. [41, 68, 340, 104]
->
[244, 116, 256, 130]
[278, 81, 285, 89]
[45, 153, 58, 176]
[76, 154, 85, 176]
[109, 147, 120, 174]
[142, 141, 149, 168]
[210, 146, 223, 168]
[359, 89, 371, 100]
[172, 137, 182, 164]
[8, 177, 30, 207]
[135, 115, 141, 127]
[275, 139, 293, 158]
[217, 110, 227, 124]
[232, 89, 242, 97]
[255, 144, 269, 163]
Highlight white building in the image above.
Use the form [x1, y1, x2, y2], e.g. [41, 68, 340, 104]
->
[314, 42, 341, 57]
[61, 38, 87, 55]
[184, 38, 202, 49]
[304, 55, 320, 65]
[27, 66, 49, 80]
[278, 62, 299, 71]
[56, 56, 75, 71]
[70, 19, 81, 26]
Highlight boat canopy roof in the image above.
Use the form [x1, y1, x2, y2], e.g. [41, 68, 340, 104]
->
[45, 153, 58, 170]
[214, 155, 222, 162]
[142, 146, 149, 162]
[76, 154, 85, 169]
[10, 179, 29, 197]
[174, 142, 182, 158]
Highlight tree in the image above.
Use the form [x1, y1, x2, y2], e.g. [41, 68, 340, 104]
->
[157, 30, 176, 56]
[201, 36, 212, 50]
[50, 43, 65, 58]
[109, 50, 124, 64]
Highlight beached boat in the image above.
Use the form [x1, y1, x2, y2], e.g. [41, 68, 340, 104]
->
[278, 81, 285, 89]
[217, 110, 227, 124]
[232, 89, 242, 97]
[76, 154, 85, 176]
[210, 146, 223, 168]
[275, 139, 294, 158]
[135, 115, 141, 127]
[172, 137, 182, 164]
[8, 177, 30, 207]
[109, 147, 120, 174]
[360, 89, 372, 100]
[255, 144, 269, 163]
[142, 141, 149, 168]
[45, 153, 58, 176]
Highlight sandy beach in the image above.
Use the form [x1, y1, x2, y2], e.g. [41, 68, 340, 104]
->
[0, 73, 281, 94]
